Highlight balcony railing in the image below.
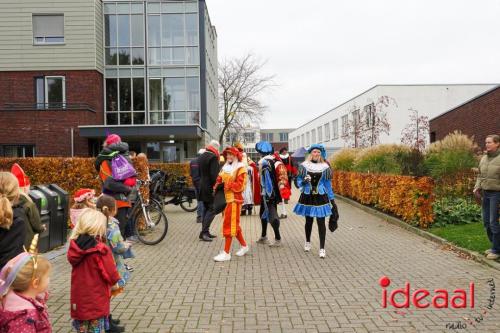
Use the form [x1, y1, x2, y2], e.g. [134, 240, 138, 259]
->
[1, 103, 96, 113]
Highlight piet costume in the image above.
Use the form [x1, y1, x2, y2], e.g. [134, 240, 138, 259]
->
[294, 144, 334, 217]
[213, 147, 249, 261]
[234, 143, 260, 215]
[256, 141, 290, 246]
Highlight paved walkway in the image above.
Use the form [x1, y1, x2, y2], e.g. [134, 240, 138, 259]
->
[47, 197, 500, 332]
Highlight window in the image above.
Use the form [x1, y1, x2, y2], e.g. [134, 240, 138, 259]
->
[364, 103, 375, 128]
[301, 134, 305, 147]
[341, 115, 348, 136]
[32, 14, 64, 44]
[306, 132, 311, 146]
[244, 132, 255, 143]
[105, 77, 145, 125]
[430, 132, 436, 143]
[261, 133, 274, 142]
[0, 145, 35, 157]
[352, 110, 360, 126]
[279, 132, 288, 142]
[332, 119, 339, 139]
[35, 76, 65, 109]
[317, 126, 323, 142]
[324, 123, 331, 141]
[311, 129, 316, 143]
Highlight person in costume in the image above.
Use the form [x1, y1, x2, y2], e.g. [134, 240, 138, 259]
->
[10, 163, 46, 248]
[234, 143, 260, 216]
[273, 151, 293, 219]
[255, 141, 290, 247]
[213, 147, 250, 262]
[0, 235, 52, 333]
[198, 140, 221, 242]
[294, 144, 335, 258]
[190, 149, 206, 223]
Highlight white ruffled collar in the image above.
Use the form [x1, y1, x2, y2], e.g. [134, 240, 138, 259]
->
[280, 153, 290, 159]
[301, 160, 329, 173]
[222, 161, 244, 173]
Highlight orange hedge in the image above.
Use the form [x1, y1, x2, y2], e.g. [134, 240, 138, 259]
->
[333, 171, 435, 228]
[0, 158, 190, 198]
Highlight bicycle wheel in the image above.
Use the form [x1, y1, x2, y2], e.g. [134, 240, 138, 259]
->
[133, 204, 168, 245]
[180, 196, 198, 212]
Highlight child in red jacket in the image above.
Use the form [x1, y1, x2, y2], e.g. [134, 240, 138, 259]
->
[67, 208, 121, 333]
[0, 236, 52, 333]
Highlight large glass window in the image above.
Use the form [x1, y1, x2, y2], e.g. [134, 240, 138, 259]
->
[341, 115, 348, 136]
[117, 15, 130, 46]
[186, 77, 200, 110]
[119, 78, 131, 111]
[279, 132, 288, 142]
[106, 77, 145, 125]
[32, 14, 64, 44]
[35, 76, 65, 109]
[106, 78, 118, 112]
[164, 77, 185, 110]
[324, 123, 331, 141]
[317, 127, 323, 142]
[185, 13, 198, 45]
[162, 14, 184, 45]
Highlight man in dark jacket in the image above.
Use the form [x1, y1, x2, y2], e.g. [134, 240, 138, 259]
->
[94, 134, 134, 238]
[190, 149, 206, 223]
[198, 140, 220, 241]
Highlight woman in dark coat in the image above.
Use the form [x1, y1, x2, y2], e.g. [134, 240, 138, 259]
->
[197, 140, 221, 242]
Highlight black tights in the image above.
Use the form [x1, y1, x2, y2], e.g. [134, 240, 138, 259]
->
[305, 217, 326, 249]
[260, 202, 281, 240]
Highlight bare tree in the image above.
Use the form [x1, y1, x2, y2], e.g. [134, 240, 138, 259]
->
[218, 54, 274, 144]
[401, 108, 430, 151]
[341, 96, 395, 148]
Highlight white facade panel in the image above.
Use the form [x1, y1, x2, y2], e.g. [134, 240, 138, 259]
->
[289, 84, 498, 156]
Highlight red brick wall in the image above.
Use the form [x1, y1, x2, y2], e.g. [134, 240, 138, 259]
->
[430, 87, 500, 148]
[0, 70, 103, 156]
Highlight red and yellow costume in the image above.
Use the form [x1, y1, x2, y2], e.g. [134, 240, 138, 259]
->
[214, 147, 248, 253]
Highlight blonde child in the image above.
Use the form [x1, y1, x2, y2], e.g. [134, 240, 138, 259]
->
[10, 163, 46, 248]
[0, 172, 26, 270]
[69, 189, 96, 229]
[67, 209, 121, 333]
[0, 235, 52, 333]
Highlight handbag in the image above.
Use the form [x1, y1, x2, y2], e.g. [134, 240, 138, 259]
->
[329, 199, 339, 232]
[212, 183, 226, 215]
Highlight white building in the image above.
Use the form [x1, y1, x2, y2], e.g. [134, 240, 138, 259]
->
[289, 84, 498, 156]
[224, 125, 261, 159]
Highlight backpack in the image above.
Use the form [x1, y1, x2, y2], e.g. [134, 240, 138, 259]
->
[111, 154, 136, 181]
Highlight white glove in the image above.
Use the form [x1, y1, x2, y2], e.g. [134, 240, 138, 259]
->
[304, 175, 311, 183]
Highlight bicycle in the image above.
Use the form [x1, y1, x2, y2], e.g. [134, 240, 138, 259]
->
[130, 179, 168, 245]
[149, 171, 198, 213]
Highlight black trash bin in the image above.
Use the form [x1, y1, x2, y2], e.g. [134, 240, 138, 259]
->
[28, 188, 50, 253]
[48, 184, 69, 245]
[34, 185, 61, 250]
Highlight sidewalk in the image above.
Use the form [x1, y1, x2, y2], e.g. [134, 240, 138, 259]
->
[47, 198, 500, 332]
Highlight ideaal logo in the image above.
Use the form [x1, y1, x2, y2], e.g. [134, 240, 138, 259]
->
[379, 276, 496, 330]
[379, 276, 474, 309]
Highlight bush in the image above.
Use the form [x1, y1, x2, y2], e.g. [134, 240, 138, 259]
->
[353, 144, 409, 175]
[432, 197, 482, 227]
[330, 148, 359, 171]
[0, 158, 190, 198]
[332, 171, 435, 228]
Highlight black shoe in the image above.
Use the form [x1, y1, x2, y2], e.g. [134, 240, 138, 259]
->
[107, 322, 125, 333]
[208, 233, 217, 238]
[200, 233, 213, 242]
[247, 209, 252, 215]
[196, 216, 202, 223]
[109, 315, 120, 326]
[241, 210, 247, 216]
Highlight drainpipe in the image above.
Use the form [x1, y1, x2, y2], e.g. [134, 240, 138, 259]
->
[70, 127, 74, 157]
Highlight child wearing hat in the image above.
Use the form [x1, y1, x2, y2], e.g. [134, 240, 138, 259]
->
[70, 189, 96, 229]
[10, 164, 46, 249]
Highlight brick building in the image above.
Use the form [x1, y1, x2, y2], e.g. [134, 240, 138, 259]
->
[0, 0, 218, 161]
[429, 86, 500, 147]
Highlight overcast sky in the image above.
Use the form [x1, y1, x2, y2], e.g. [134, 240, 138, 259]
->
[205, 0, 500, 129]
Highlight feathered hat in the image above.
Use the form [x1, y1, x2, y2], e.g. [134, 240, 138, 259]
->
[307, 144, 327, 159]
[255, 141, 273, 155]
[222, 146, 243, 162]
[10, 163, 30, 188]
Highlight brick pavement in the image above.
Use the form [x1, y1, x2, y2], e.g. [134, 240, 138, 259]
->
[47, 197, 500, 332]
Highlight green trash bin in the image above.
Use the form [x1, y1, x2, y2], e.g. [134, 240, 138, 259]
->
[28, 189, 50, 253]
